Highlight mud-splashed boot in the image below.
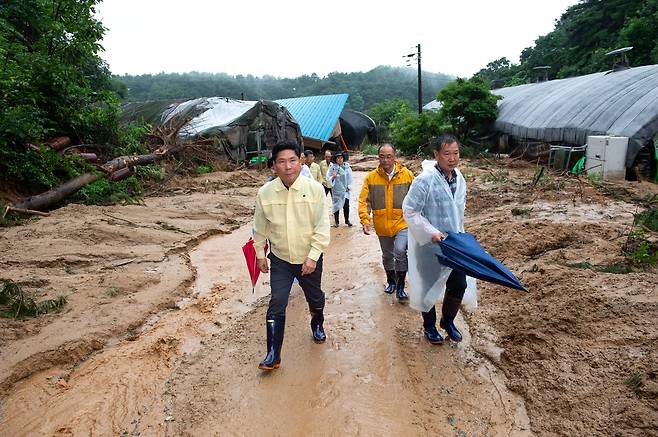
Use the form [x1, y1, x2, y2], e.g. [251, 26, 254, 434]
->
[258, 316, 285, 370]
[422, 306, 443, 344]
[439, 295, 463, 342]
[333, 211, 340, 227]
[310, 306, 327, 343]
[395, 271, 409, 302]
[384, 270, 396, 294]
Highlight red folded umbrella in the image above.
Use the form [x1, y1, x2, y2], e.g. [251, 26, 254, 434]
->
[242, 238, 268, 292]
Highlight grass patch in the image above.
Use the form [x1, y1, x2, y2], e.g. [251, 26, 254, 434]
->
[105, 286, 125, 298]
[361, 143, 378, 155]
[482, 170, 509, 184]
[0, 279, 67, 318]
[634, 207, 658, 232]
[624, 373, 644, 393]
[136, 164, 164, 181]
[511, 207, 533, 217]
[587, 172, 603, 186]
[623, 230, 657, 267]
[196, 164, 214, 175]
[75, 176, 143, 206]
[564, 261, 593, 269]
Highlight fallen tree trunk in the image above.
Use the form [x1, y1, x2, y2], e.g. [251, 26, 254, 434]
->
[12, 173, 99, 211]
[11, 117, 191, 212]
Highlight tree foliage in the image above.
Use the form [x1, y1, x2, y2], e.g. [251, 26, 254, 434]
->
[0, 0, 120, 191]
[116, 66, 454, 113]
[475, 0, 658, 86]
[436, 77, 501, 139]
[390, 110, 448, 155]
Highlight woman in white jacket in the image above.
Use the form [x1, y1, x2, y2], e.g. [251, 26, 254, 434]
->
[402, 134, 477, 344]
[326, 151, 353, 227]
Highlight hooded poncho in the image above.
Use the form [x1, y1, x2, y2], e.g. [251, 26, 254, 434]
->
[402, 160, 477, 312]
[326, 162, 353, 213]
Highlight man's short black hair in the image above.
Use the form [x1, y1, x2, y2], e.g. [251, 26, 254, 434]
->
[303, 149, 315, 157]
[431, 134, 460, 152]
[271, 141, 301, 160]
[267, 156, 275, 169]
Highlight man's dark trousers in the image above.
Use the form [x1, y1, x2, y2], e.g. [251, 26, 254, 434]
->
[267, 253, 325, 319]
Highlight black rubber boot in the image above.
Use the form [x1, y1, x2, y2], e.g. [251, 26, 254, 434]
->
[333, 211, 340, 227]
[384, 270, 396, 294]
[309, 306, 327, 343]
[439, 295, 463, 342]
[395, 271, 409, 302]
[344, 205, 352, 226]
[258, 316, 285, 370]
[422, 306, 444, 344]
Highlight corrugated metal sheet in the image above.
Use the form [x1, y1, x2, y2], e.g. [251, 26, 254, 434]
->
[493, 64, 658, 167]
[275, 94, 349, 141]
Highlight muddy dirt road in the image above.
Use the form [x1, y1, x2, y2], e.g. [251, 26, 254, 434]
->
[1, 155, 656, 436]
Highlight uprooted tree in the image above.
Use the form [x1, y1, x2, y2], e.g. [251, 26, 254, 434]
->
[0, 0, 125, 202]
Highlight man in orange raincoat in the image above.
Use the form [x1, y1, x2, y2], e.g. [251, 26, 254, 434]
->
[358, 143, 414, 302]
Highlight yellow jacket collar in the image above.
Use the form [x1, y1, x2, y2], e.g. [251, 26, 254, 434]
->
[273, 175, 304, 191]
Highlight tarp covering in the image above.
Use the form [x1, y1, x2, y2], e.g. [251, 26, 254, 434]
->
[339, 109, 377, 149]
[493, 64, 658, 167]
[121, 97, 302, 161]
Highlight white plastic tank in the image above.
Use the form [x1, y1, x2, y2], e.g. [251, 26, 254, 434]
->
[585, 135, 629, 180]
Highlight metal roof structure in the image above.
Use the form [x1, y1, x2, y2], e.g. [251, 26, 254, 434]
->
[493, 64, 658, 167]
[275, 94, 349, 141]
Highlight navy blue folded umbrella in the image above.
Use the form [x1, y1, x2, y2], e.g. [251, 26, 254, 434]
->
[432, 232, 527, 292]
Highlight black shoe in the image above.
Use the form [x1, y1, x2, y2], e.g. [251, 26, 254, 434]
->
[310, 307, 327, 343]
[439, 318, 462, 342]
[423, 325, 444, 344]
[384, 270, 396, 294]
[258, 316, 285, 370]
[395, 271, 408, 302]
[346, 221, 353, 227]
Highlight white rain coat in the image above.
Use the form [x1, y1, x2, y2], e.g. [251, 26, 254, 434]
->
[326, 162, 353, 213]
[402, 160, 477, 312]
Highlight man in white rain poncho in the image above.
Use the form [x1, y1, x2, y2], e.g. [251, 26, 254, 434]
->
[326, 151, 354, 227]
[402, 134, 477, 344]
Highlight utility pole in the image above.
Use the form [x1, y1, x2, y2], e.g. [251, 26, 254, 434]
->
[416, 44, 422, 114]
[404, 44, 423, 113]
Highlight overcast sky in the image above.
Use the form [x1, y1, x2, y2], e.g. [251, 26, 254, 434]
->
[96, 0, 579, 79]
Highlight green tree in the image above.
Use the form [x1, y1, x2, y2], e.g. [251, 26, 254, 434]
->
[0, 0, 120, 190]
[436, 77, 501, 140]
[389, 110, 447, 155]
[478, 0, 657, 86]
[367, 98, 412, 126]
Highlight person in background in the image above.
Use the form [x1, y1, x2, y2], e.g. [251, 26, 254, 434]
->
[304, 150, 323, 184]
[358, 143, 414, 302]
[266, 156, 276, 182]
[301, 159, 313, 179]
[402, 134, 475, 345]
[253, 141, 331, 371]
[326, 151, 353, 227]
[319, 149, 333, 196]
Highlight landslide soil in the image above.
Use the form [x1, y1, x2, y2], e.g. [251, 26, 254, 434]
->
[0, 154, 656, 436]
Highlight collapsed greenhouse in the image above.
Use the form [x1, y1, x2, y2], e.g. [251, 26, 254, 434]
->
[121, 97, 303, 161]
[493, 63, 658, 178]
